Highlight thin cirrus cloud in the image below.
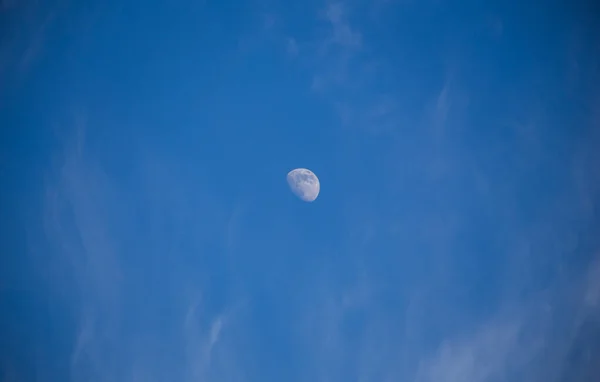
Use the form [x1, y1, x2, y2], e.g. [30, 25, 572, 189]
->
[281, 1, 402, 135]
[294, 251, 600, 382]
[414, 258, 600, 382]
[38, 126, 247, 382]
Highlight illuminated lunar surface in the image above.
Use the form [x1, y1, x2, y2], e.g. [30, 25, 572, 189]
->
[287, 168, 320, 202]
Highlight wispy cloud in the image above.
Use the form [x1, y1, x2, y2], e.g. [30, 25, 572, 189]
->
[0, 0, 59, 88]
[414, 321, 524, 382]
[298, 252, 600, 382]
[285, 37, 299, 57]
[183, 297, 225, 382]
[319, 2, 362, 49]
[38, 122, 247, 382]
[310, 1, 364, 94]
[19, 9, 56, 73]
[279, 0, 403, 134]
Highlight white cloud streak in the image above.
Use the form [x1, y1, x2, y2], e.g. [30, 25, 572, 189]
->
[39, 124, 246, 382]
[320, 2, 362, 49]
[279, 0, 403, 134]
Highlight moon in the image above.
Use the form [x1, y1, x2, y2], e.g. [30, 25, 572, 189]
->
[287, 168, 320, 202]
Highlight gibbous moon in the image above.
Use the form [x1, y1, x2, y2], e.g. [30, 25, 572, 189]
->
[287, 168, 320, 202]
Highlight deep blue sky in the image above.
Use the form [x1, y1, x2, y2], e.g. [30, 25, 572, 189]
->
[1, 0, 600, 381]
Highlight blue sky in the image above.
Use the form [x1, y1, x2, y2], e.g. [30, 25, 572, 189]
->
[1, 0, 600, 381]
